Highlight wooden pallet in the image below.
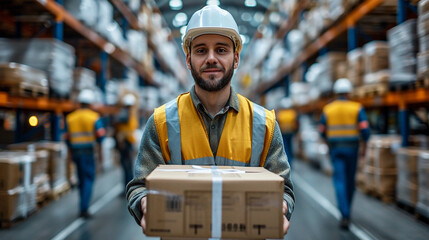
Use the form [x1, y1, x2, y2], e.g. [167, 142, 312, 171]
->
[49, 182, 71, 201]
[353, 83, 389, 98]
[0, 81, 49, 98]
[0, 209, 37, 229]
[389, 79, 429, 92]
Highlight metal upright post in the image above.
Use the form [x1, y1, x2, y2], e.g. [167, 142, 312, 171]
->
[397, 0, 406, 24]
[54, 0, 64, 41]
[348, 26, 358, 51]
[399, 101, 409, 147]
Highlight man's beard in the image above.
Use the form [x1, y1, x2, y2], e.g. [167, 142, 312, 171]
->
[190, 60, 234, 92]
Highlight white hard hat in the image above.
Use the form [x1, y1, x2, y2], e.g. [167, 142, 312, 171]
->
[279, 98, 293, 109]
[182, 5, 242, 55]
[77, 89, 94, 104]
[333, 78, 353, 94]
[122, 93, 136, 106]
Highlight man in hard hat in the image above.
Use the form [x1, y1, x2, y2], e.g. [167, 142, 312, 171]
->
[318, 78, 370, 230]
[276, 98, 299, 167]
[126, 5, 294, 236]
[114, 93, 139, 191]
[64, 89, 106, 219]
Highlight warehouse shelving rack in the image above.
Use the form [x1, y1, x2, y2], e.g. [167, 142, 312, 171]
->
[0, 0, 182, 143]
[245, 0, 427, 147]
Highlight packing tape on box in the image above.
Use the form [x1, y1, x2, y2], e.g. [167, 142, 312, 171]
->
[155, 165, 245, 238]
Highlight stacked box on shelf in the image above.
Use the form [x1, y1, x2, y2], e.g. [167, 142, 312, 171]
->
[387, 19, 418, 84]
[0, 38, 75, 98]
[8, 142, 70, 198]
[363, 135, 401, 199]
[0, 152, 37, 222]
[316, 52, 348, 95]
[363, 41, 390, 85]
[71, 67, 97, 102]
[418, 0, 429, 78]
[347, 48, 365, 87]
[396, 148, 427, 207]
[0, 63, 49, 97]
[63, 0, 98, 28]
[417, 151, 429, 218]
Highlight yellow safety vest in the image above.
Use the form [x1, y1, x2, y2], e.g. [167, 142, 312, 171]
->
[66, 109, 100, 146]
[115, 109, 138, 144]
[154, 92, 276, 166]
[277, 109, 297, 134]
[323, 100, 361, 139]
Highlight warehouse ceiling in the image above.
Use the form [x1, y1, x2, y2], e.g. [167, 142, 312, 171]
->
[154, 0, 276, 54]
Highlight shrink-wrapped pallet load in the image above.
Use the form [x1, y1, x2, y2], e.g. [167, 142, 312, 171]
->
[417, 151, 429, 218]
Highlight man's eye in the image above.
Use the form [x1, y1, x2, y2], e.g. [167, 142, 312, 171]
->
[217, 48, 227, 53]
[195, 49, 206, 54]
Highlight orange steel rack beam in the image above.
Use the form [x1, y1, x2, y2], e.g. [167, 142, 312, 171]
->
[249, 0, 384, 96]
[0, 92, 119, 114]
[297, 88, 429, 113]
[34, 0, 155, 85]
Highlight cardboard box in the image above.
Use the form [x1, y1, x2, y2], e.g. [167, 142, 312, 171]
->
[146, 165, 284, 239]
[0, 184, 37, 221]
[0, 152, 34, 191]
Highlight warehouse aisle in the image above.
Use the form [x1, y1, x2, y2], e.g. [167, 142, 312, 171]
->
[1, 160, 429, 240]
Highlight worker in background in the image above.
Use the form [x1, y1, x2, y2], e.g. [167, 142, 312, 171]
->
[64, 89, 106, 219]
[318, 78, 370, 230]
[276, 97, 299, 167]
[126, 5, 294, 236]
[114, 93, 139, 192]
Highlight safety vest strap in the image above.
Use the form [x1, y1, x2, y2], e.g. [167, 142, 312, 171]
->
[250, 103, 266, 166]
[165, 98, 182, 165]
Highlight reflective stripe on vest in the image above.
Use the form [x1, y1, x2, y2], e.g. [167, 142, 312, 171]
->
[154, 92, 275, 166]
[324, 100, 361, 140]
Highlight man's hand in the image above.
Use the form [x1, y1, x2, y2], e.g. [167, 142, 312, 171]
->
[140, 197, 147, 234]
[283, 200, 290, 235]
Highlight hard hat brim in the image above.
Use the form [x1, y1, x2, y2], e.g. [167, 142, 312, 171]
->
[183, 27, 242, 55]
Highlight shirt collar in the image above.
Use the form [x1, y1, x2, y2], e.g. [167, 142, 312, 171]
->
[190, 85, 240, 113]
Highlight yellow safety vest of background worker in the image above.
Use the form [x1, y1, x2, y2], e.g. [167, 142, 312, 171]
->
[114, 93, 139, 191]
[126, 5, 295, 237]
[276, 97, 299, 166]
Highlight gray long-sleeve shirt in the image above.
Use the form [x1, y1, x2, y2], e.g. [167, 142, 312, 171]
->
[126, 86, 295, 225]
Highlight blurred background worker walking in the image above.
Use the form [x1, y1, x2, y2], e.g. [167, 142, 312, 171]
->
[64, 89, 106, 218]
[276, 97, 299, 167]
[114, 93, 139, 192]
[318, 78, 370, 230]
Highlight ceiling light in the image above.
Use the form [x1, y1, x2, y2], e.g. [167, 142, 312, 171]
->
[173, 12, 188, 27]
[169, 0, 183, 10]
[240, 34, 249, 44]
[206, 0, 220, 6]
[29, 116, 38, 127]
[245, 0, 257, 7]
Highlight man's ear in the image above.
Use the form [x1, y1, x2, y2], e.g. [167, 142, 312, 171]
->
[186, 54, 191, 70]
[234, 52, 240, 69]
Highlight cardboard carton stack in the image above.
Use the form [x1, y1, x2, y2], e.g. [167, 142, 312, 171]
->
[418, 0, 429, 79]
[8, 141, 70, 199]
[316, 52, 348, 95]
[0, 152, 37, 222]
[417, 151, 429, 218]
[347, 48, 365, 87]
[387, 19, 418, 84]
[363, 135, 401, 202]
[363, 41, 390, 85]
[396, 148, 427, 207]
[146, 165, 284, 239]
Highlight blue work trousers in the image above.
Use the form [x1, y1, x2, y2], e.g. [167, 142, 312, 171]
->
[330, 145, 359, 219]
[282, 133, 294, 167]
[72, 150, 96, 213]
[118, 141, 134, 189]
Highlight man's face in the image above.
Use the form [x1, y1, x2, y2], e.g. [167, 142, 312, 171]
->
[186, 34, 239, 92]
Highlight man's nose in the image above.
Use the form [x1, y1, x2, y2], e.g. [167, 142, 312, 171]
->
[206, 50, 218, 65]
